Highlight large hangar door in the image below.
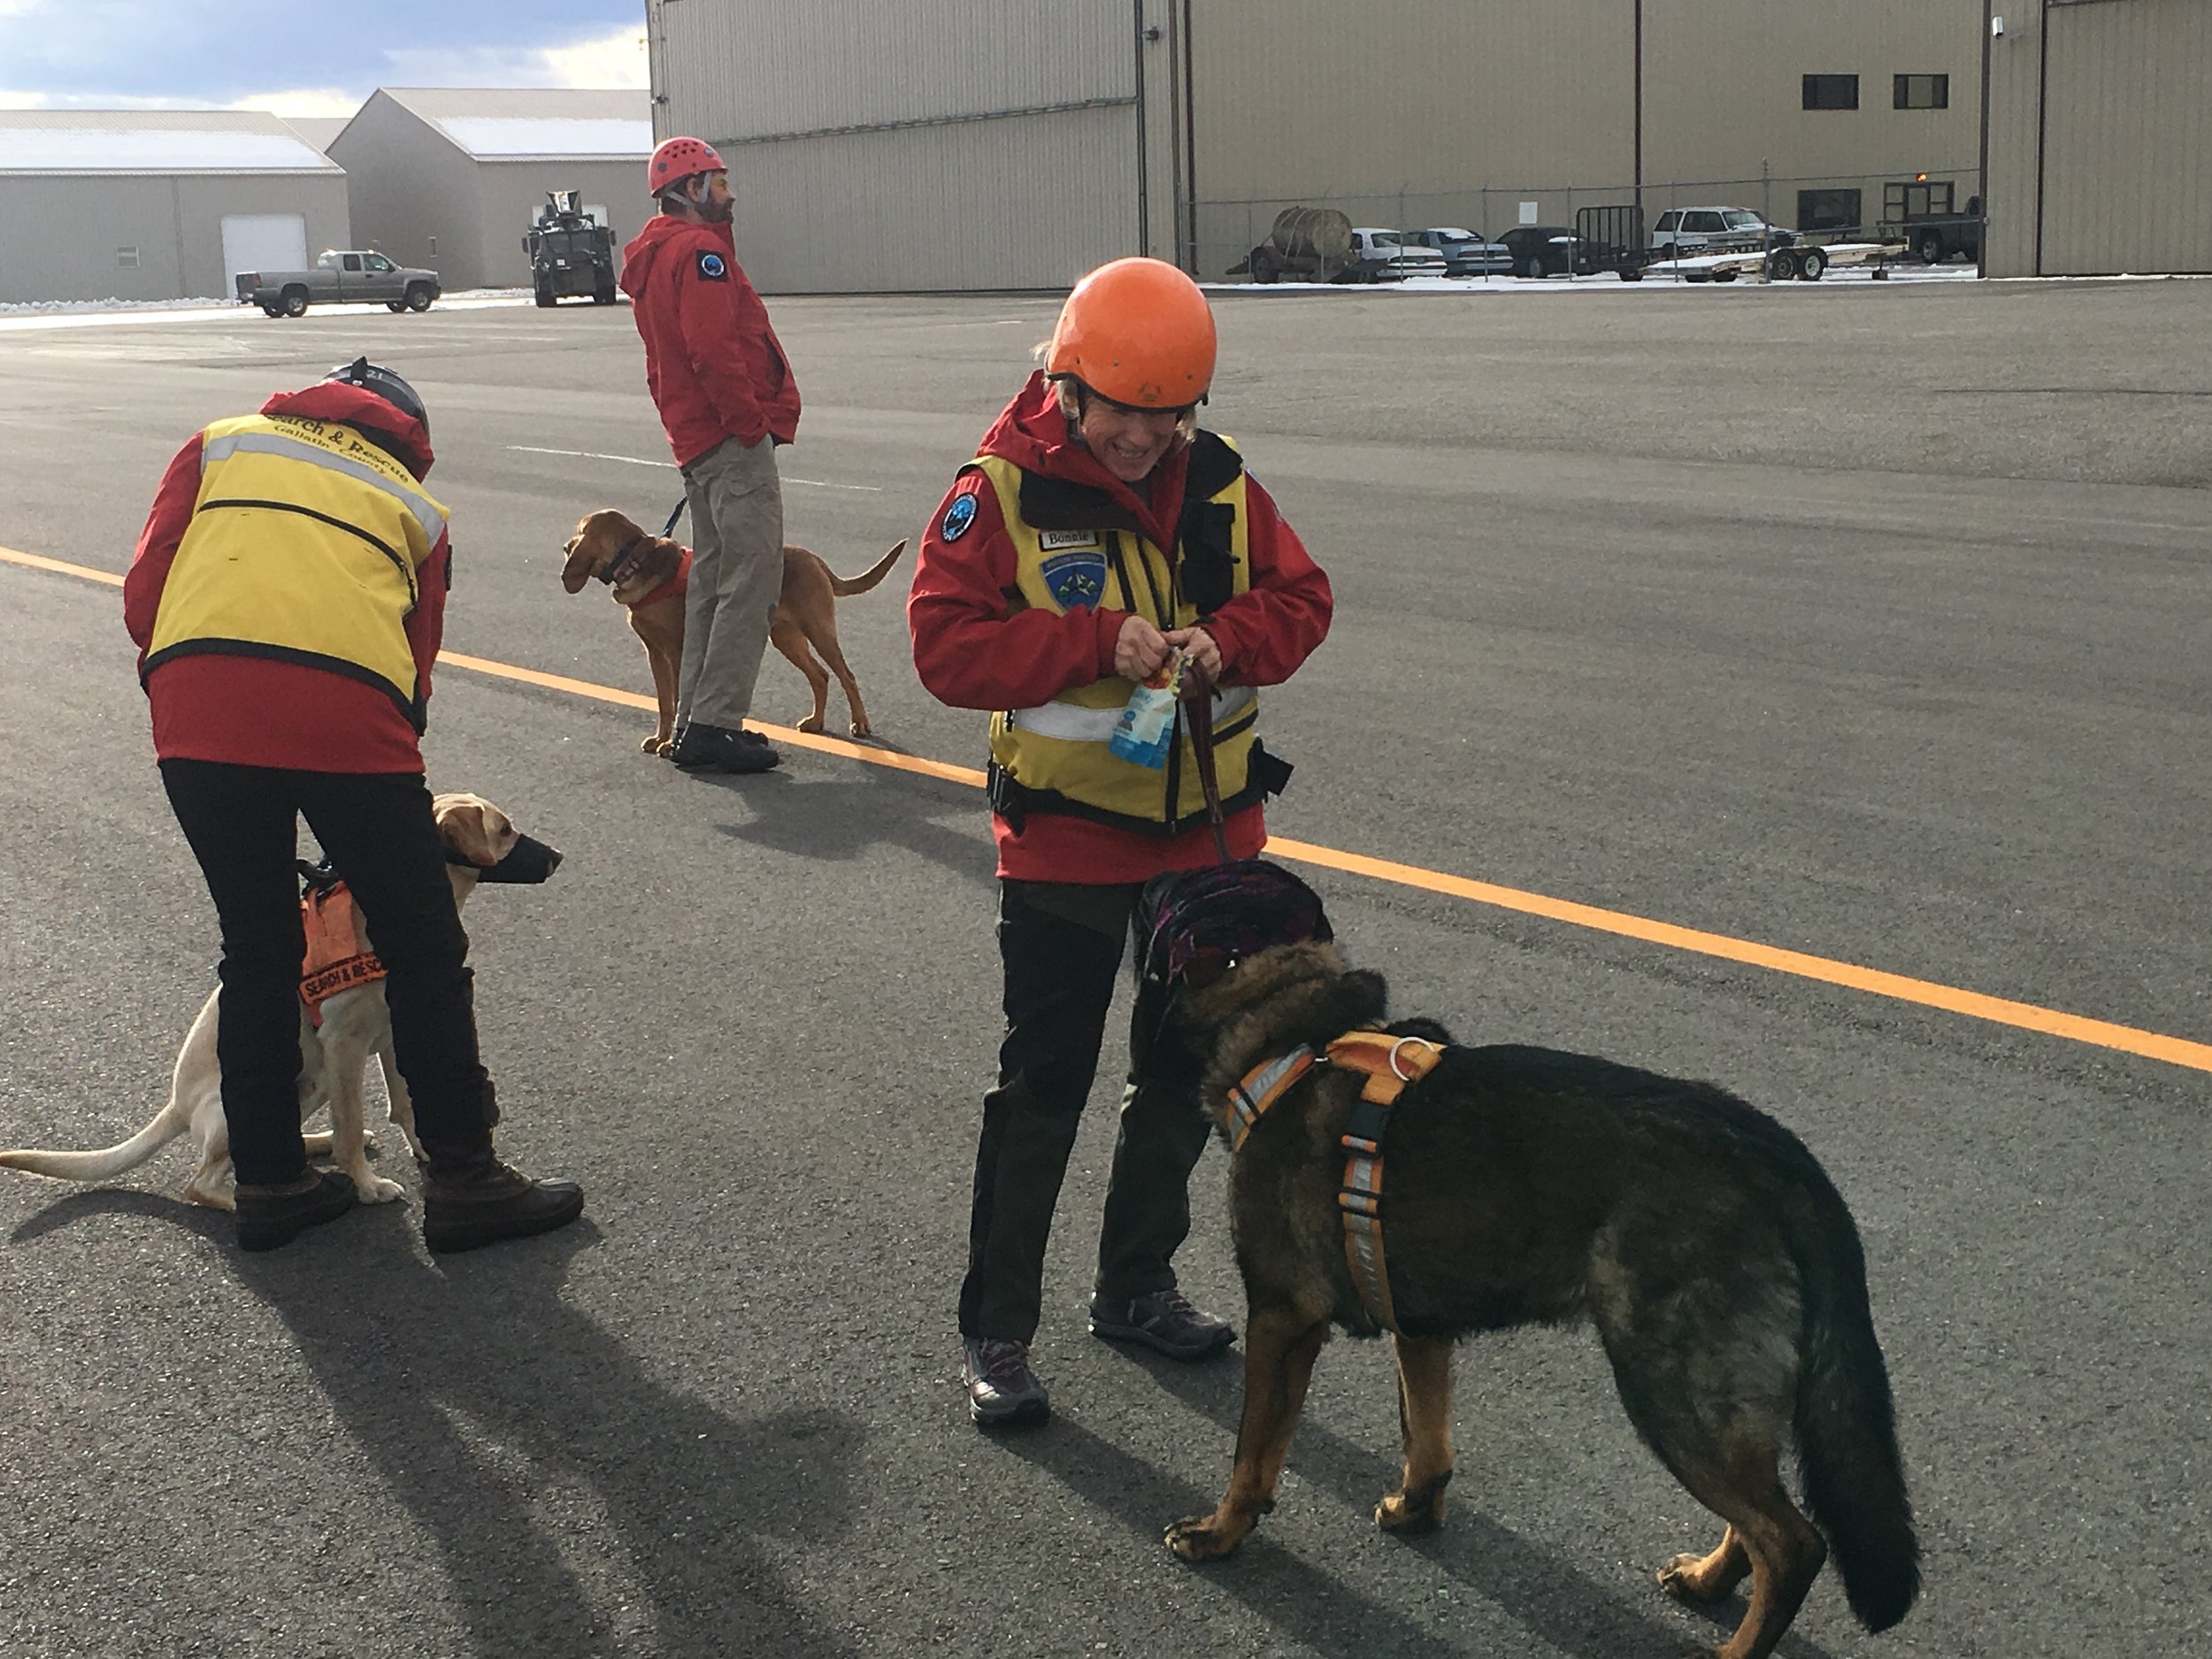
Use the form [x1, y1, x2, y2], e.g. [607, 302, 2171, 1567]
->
[2037, 0, 2212, 275]
[221, 214, 307, 284]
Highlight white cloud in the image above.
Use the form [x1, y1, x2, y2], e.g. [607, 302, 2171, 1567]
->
[383, 27, 648, 92]
[540, 27, 649, 89]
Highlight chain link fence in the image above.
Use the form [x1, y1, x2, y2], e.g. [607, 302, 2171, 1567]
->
[1185, 163, 1982, 281]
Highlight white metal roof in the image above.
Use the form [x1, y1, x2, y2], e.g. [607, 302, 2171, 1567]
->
[434, 117, 652, 158]
[372, 88, 651, 160]
[0, 111, 341, 175]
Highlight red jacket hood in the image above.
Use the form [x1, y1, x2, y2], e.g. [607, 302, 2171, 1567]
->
[618, 212, 731, 301]
[976, 372, 1194, 542]
[262, 382, 435, 480]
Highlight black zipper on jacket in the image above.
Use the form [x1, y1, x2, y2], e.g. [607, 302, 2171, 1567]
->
[199, 497, 419, 609]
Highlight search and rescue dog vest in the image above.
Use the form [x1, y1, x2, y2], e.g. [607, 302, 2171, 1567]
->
[972, 434, 1267, 835]
[298, 878, 386, 1027]
[145, 412, 449, 729]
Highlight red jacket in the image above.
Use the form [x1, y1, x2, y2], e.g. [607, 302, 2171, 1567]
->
[909, 373, 1333, 884]
[124, 383, 447, 773]
[620, 214, 801, 465]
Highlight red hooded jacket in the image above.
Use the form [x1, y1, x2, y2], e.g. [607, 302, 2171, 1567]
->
[619, 214, 801, 465]
[124, 382, 447, 773]
[909, 373, 1333, 884]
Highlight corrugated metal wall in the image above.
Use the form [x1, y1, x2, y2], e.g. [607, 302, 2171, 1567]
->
[648, 0, 1148, 290]
[2040, 0, 2212, 274]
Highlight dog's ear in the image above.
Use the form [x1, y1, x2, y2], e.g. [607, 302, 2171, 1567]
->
[432, 793, 518, 867]
[559, 522, 600, 595]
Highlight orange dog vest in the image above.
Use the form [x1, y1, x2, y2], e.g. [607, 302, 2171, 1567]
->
[298, 880, 386, 1026]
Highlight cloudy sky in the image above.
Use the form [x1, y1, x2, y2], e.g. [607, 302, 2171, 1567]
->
[0, 0, 647, 113]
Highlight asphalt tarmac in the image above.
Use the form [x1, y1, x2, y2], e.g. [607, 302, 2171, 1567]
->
[2, 277, 2207, 1659]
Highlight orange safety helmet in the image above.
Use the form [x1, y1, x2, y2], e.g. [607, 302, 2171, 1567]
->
[648, 135, 725, 196]
[1046, 257, 1217, 409]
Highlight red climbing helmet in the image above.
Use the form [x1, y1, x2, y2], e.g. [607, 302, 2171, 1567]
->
[648, 136, 725, 196]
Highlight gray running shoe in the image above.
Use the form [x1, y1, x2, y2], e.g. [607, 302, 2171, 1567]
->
[962, 1336, 1050, 1425]
[1088, 1289, 1235, 1361]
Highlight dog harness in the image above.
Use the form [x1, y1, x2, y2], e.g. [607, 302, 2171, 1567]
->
[1225, 1029, 1448, 1335]
[297, 867, 386, 1027]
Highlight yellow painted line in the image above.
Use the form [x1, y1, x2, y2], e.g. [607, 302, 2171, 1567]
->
[10, 540, 2208, 1073]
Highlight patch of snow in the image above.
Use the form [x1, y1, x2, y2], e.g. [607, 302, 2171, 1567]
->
[0, 289, 537, 332]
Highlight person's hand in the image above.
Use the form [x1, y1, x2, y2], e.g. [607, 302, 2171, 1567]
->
[1164, 625, 1220, 687]
[1115, 614, 1173, 680]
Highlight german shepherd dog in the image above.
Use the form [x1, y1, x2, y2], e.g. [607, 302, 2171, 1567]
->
[1138, 863, 1919, 1659]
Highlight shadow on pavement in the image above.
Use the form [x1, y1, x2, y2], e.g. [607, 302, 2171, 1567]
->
[221, 1214, 864, 1659]
[705, 763, 994, 879]
[1102, 1342, 1844, 1659]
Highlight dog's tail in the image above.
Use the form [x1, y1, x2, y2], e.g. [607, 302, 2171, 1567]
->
[827, 539, 909, 597]
[0, 1097, 193, 1186]
[1792, 1189, 1922, 1632]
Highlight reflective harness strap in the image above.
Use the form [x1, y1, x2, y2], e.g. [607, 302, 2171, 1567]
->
[1224, 1029, 1449, 1337]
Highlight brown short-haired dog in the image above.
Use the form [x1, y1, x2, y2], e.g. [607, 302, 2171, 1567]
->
[559, 508, 907, 753]
[1145, 867, 1919, 1659]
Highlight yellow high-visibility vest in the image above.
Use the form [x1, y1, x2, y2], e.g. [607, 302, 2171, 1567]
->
[973, 439, 1261, 833]
[145, 412, 448, 726]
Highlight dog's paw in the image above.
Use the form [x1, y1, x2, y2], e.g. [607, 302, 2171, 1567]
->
[795, 713, 826, 734]
[848, 718, 872, 739]
[1375, 1490, 1444, 1534]
[643, 733, 671, 754]
[353, 1174, 407, 1205]
[1658, 1552, 1735, 1605]
[1164, 1513, 1248, 1562]
[1375, 1470, 1450, 1534]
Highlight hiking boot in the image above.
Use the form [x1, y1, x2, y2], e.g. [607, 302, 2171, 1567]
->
[962, 1336, 1050, 1426]
[667, 723, 780, 774]
[422, 1153, 584, 1254]
[234, 1169, 357, 1252]
[1088, 1289, 1235, 1361]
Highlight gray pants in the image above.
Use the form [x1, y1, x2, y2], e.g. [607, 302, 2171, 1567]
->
[678, 434, 785, 731]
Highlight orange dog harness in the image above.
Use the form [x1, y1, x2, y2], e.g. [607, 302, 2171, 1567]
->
[298, 879, 386, 1027]
[1224, 1029, 1447, 1334]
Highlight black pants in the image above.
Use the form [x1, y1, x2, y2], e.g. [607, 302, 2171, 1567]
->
[159, 760, 493, 1187]
[959, 880, 1213, 1342]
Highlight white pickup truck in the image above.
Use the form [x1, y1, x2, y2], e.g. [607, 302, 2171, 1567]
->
[235, 250, 442, 318]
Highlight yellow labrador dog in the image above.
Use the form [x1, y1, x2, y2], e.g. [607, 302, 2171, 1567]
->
[0, 794, 550, 1211]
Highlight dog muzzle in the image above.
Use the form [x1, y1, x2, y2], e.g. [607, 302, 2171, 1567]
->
[450, 833, 563, 884]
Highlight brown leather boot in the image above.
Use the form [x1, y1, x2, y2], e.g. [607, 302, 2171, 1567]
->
[420, 1136, 584, 1253]
[235, 1168, 357, 1252]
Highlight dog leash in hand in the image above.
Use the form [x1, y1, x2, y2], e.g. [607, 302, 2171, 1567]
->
[1178, 658, 1233, 864]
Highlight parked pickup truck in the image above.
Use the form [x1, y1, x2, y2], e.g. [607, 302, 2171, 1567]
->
[1880, 196, 1983, 265]
[235, 250, 442, 318]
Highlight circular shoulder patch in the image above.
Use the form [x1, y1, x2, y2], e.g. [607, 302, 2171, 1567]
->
[940, 489, 979, 543]
[696, 251, 727, 280]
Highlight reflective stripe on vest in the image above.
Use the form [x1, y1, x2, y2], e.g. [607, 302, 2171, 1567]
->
[972, 449, 1260, 830]
[145, 414, 448, 723]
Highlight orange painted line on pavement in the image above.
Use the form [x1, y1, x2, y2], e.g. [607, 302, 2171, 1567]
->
[10, 540, 2208, 1072]
[1265, 839, 2212, 1074]
[2, 545, 123, 586]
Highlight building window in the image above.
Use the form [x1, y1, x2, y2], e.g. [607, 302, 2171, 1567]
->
[1885, 180, 1956, 220]
[1797, 189, 1864, 234]
[1894, 74, 1950, 110]
[116, 246, 140, 267]
[1803, 74, 1860, 111]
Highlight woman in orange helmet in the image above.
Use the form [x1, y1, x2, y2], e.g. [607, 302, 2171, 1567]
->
[909, 256, 1334, 1425]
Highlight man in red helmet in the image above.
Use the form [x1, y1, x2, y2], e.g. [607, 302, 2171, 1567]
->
[619, 136, 801, 775]
[910, 257, 1333, 1425]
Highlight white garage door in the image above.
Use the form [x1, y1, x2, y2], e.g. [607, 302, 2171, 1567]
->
[220, 213, 308, 282]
